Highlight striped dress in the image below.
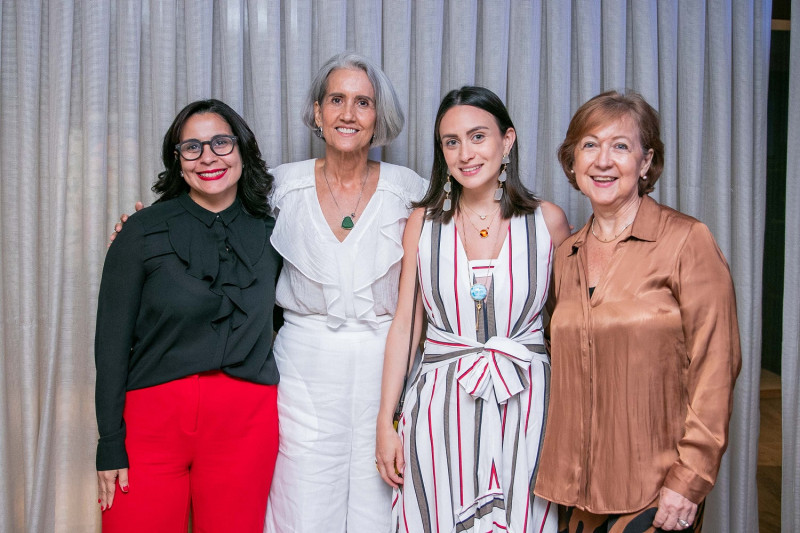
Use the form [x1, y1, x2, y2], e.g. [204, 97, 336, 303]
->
[393, 210, 557, 533]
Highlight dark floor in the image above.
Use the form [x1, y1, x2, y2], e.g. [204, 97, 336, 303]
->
[757, 369, 781, 533]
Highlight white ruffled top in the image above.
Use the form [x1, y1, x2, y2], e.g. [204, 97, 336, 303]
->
[270, 159, 428, 329]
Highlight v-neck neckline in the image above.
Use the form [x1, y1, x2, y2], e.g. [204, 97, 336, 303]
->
[454, 217, 511, 289]
[312, 161, 382, 244]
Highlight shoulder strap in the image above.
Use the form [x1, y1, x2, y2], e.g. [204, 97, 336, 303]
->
[394, 216, 425, 423]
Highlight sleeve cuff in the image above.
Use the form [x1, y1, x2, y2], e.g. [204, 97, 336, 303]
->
[662, 461, 714, 504]
[96, 431, 129, 471]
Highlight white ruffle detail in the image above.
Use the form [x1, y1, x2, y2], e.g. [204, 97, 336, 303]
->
[270, 160, 427, 329]
[346, 196, 412, 327]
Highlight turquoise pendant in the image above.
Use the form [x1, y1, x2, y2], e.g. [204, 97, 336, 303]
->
[470, 283, 488, 301]
[341, 216, 355, 230]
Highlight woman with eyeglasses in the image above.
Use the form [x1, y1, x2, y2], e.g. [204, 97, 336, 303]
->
[95, 99, 281, 532]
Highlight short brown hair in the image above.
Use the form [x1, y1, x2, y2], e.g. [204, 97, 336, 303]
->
[557, 91, 664, 196]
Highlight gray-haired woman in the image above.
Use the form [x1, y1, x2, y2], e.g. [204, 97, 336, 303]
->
[263, 52, 426, 532]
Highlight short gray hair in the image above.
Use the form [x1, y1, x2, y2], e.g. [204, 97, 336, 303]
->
[302, 52, 404, 147]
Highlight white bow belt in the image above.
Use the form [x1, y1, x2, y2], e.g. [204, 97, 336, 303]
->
[421, 327, 549, 404]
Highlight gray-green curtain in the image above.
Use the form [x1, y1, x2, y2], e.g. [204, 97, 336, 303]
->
[783, 0, 800, 531]
[0, 1, 773, 531]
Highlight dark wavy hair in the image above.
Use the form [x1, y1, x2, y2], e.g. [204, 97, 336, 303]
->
[557, 90, 664, 196]
[415, 86, 540, 222]
[152, 99, 273, 218]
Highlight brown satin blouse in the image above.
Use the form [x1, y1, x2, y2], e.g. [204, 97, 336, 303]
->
[534, 195, 741, 513]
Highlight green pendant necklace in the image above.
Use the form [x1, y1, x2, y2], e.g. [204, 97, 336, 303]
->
[322, 162, 370, 230]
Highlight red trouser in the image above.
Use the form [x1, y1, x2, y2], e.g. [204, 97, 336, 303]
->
[102, 371, 279, 533]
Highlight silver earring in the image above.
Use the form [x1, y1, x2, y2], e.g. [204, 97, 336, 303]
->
[314, 126, 325, 140]
[443, 174, 452, 211]
[494, 154, 510, 201]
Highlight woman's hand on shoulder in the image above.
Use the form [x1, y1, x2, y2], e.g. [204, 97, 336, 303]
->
[108, 201, 144, 247]
[540, 200, 571, 249]
[652, 486, 698, 530]
[97, 467, 129, 511]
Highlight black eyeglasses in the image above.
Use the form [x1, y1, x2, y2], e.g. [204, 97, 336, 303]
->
[175, 135, 238, 161]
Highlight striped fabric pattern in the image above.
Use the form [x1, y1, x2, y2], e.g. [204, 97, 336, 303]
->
[393, 209, 557, 533]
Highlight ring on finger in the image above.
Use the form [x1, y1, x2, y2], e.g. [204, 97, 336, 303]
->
[677, 518, 690, 528]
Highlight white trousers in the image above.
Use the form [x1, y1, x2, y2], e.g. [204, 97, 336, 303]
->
[264, 313, 392, 533]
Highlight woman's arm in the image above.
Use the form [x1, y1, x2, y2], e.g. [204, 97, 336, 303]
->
[655, 222, 742, 528]
[375, 208, 425, 488]
[95, 215, 146, 509]
[540, 200, 570, 336]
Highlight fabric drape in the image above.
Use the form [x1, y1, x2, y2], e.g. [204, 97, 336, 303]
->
[0, 1, 774, 531]
[783, 1, 800, 531]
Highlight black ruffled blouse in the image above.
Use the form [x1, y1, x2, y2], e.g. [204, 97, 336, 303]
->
[95, 194, 281, 470]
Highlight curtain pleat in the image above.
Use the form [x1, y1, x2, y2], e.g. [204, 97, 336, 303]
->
[535, 1, 577, 219]
[0, 1, 776, 531]
[380, 0, 412, 165]
[408, 0, 443, 175]
[506, 0, 540, 195]
[247, 1, 283, 170]
[281, 0, 313, 163]
[655, 1, 678, 208]
[441, 1, 476, 91]
[476, 0, 509, 98]
[783, 1, 800, 531]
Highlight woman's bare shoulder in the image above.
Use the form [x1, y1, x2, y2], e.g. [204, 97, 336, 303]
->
[539, 200, 571, 248]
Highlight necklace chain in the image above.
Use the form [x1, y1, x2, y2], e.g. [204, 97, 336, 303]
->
[462, 201, 498, 221]
[459, 212, 505, 330]
[461, 201, 500, 238]
[322, 162, 370, 230]
[591, 218, 633, 243]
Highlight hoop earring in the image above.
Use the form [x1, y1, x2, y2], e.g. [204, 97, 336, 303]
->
[443, 173, 453, 211]
[494, 153, 510, 201]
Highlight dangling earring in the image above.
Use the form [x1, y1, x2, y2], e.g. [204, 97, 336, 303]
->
[494, 153, 510, 201]
[443, 173, 453, 211]
[314, 126, 325, 139]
